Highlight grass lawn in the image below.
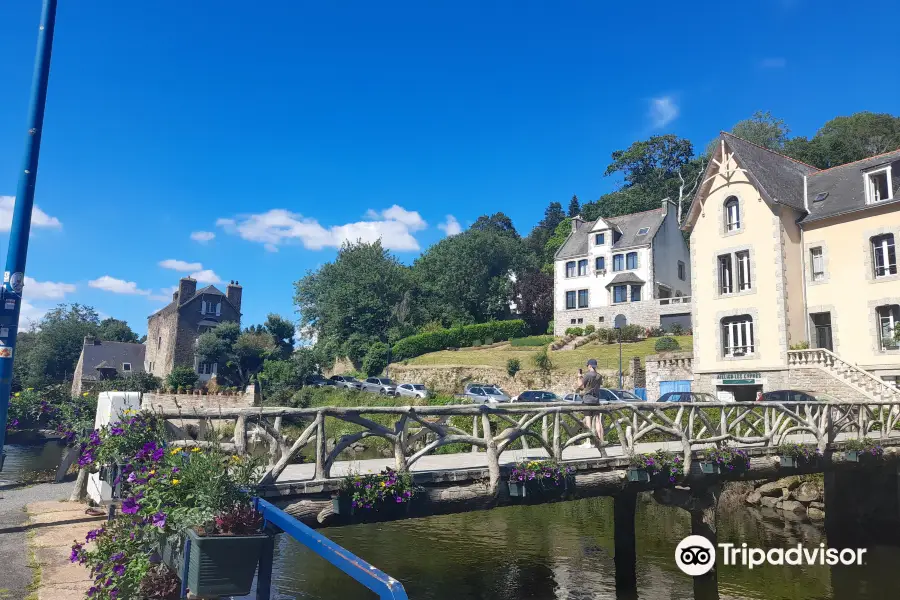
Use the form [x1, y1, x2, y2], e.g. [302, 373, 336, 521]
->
[398, 335, 693, 371]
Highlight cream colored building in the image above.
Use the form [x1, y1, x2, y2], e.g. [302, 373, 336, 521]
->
[683, 132, 900, 401]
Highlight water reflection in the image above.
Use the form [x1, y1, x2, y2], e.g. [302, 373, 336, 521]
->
[0, 442, 65, 486]
[265, 496, 900, 600]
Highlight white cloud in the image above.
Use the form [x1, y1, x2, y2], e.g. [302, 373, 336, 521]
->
[190, 269, 222, 284]
[23, 276, 76, 299]
[438, 215, 462, 236]
[217, 205, 426, 252]
[159, 259, 203, 272]
[88, 275, 150, 295]
[190, 231, 215, 243]
[648, 96, 679, 129]
[19, 300, 48, 328]
[0, 196, 62, 231]
[759, 57, 787, 69]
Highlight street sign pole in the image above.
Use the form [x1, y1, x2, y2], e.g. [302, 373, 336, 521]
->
[0, 0, 59, 471]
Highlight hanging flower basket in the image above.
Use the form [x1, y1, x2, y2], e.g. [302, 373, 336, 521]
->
[699, 462, 720, 475]
[626, 468, 651, 483]
[507, 460, 575, 499]
[627, 451, 682, 485]
[699, 445, 749, 475]
[776, 443, 821, 469]
[333, 468, 418, 521]
[843, 438, 884, 463]
[161, 528, 269, 598]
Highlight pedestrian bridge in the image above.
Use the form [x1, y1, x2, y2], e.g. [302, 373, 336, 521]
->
[155, 399, 900, 525]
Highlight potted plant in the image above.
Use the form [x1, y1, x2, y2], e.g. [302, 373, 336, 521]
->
[843, 437, 884, 462]
[699, 444, 749, 474]
[507, 460, 574, 498]
[333, 468, 417, 519]
[627, 450, 682, 484]
[776, 443, 821, 468]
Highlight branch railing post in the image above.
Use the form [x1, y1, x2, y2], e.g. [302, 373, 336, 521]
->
[315, 411, 327, 480]
[482, 411, 500, 495]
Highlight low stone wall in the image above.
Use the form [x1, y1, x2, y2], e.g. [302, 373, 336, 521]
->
[387, 364, 633, 397]
[644, 352, 694, 401]
[554, 300, 692, 336]
[141, 387, 257, 413]
[691, 368, 870, 403]
[745, 476, 825, 520]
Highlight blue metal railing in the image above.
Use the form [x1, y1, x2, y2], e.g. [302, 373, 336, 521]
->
[252, 497, 409, 600]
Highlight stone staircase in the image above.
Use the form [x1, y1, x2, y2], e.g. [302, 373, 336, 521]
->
[787, 349, 900, 402]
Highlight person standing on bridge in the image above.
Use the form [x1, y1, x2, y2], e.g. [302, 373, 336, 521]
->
[577, 359, 604, 444]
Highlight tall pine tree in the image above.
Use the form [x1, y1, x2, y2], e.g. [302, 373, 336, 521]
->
[567, 195, 580, 217]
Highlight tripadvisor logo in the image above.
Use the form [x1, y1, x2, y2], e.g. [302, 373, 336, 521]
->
[676, 536, 867, 575]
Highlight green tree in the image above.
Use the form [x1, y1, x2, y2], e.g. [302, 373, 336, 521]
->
[541, 218, 572, 272]
[166, 366, 198, 391]
[14, 303, 101, 388]
[525, 201, 566, 268]
[294, 241, 413, 366]
[469, 212, 519, 238]
[785, 112, 900, 168]
[567, 195, 581, 217]
[414, 229, 534, 325]
[362, 342, 390, 377]
[258, 359, 302, 405]
[263, 313, 295, 359]
[195, 322, 275, 386]
[512, 271, 554, 334]
[97, 318, 141, 344]
[712, 110, 790, 154]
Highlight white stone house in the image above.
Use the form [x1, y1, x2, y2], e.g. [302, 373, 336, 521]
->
[552, 199, 692, 335]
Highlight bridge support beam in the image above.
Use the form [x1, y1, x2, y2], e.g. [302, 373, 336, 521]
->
[613, 490, 638, 591]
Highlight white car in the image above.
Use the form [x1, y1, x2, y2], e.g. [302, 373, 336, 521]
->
[395, 383, 430, 399]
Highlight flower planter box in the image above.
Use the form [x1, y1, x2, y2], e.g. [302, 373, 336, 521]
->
[779, 455, 817, 468]
[699, 462, 720, 475]
[507, 475, 574, 499]
[627, 468, 650, 483]
[845, 451, 861, 463]
[161, 529, 269, 598]
[331, 496, 415, 520]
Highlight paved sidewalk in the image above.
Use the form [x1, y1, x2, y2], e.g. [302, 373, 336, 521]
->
[24, 501, 102, 600]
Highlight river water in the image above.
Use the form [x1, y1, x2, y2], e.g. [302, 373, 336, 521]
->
[265, 496, 900, 600]
[0, 442, 66, 486]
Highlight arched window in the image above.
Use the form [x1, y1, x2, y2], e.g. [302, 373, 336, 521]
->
[721, 315, 754, 357]
[724, 197, 740, 232]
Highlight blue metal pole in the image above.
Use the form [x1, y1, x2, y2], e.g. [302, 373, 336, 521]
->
[0, 0, 58, 471]
[255, 532, 275, 600]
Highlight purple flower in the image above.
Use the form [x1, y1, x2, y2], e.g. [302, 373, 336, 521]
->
[85, 528, 103, 542]
[87, 587, 98, 597]
[111, 552, 125, 562]
[151, 448, 165, 462]
[121, 497, 140, 515]
[112, 564, 125, 576]
[110, 426, 124, 436]
[110, 590, 119, 599]
[151, 512, 166, 528]
[127, 472, 137, 483]
[70, 543, 83, 563]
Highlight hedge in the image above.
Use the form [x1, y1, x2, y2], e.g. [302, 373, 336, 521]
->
[654, 336, 681, 352]
[392, 320, 528, 361]
[509, 335, 554, 347]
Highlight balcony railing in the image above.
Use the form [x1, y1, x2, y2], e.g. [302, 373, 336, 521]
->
[659, 296, 691, 306]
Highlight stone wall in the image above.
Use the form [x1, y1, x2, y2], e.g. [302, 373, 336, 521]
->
[387, 364, 633, 397]
[745, 476, 825, 521]
[141, 386, 257, 413]
[554, 300, 692, 336]
[645, 352, 694, 401]
[690, 367, 871, 403]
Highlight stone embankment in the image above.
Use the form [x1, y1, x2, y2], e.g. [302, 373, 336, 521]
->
[744, 476, 825, 520]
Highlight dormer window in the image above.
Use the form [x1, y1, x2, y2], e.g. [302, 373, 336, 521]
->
[594, 233, 605, 245]
[866, 166, 893, 204]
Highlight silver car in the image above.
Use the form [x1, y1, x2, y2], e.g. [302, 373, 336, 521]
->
[464, 385, 511, 404]
[361, 377, 398, 395]
[395, 383, 430, 399]
[330, 375, 362, 390]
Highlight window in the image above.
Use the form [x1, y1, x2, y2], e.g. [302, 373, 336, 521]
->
[722, 315, 755, 357]
[631, 285, 642, 302]
[677, 261, 686, 281]
[718, 254, 733, 294]
[197, 362, 217, 375]
[122, 363, 132, 372]
[577, 289, 589, 308]
[810, 247, 824, 281]
[595, 256, 605, 271]
[565, 291, 576, 310]
[201, 300, 220, 316]
[577, 259, 588, 276]
[595, 233, 605, 245]
[598, 316, 604, 323]
[736, 251, 751, 291]
[613, 254, 624, 271]
[882, 376, 900, 389]
[872, 234, 897, 278]
[878, 305, 900, 350]
[157, 337, 162, 350]
[565, 261, 576, 278]
[577, 318, 583, 324]
[570, 318, 577, 324]
[637, 227, 650, 236]
[626, 252, 638, 270]
[613, 285, 628, 303]
[724, 197, 740, 232]
[866, 167, 893, 204]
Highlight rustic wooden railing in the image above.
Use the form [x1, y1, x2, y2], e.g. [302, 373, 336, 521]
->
[155, 400, 900, 490]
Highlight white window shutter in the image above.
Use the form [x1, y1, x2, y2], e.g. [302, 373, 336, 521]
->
[216, 302, 221, 316]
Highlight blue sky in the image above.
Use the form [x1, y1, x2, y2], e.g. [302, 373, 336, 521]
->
[1, 0, 898, 336]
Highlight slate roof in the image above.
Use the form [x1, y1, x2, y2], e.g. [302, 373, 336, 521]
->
[720, 132, 818, 212]
[80, 340, 146, 381]
[556, 207, 666, 259]
[605, 273, 646, 287]
[149, 284, 231, 319]
[803, 149, 900, 223]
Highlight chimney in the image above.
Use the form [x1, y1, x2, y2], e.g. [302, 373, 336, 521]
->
[571, 215, 583, 231]
[177, 277, 197, 305]
[661, 197, 671, 215]
[84, 335, 98, 346]
[172, 291, 179, 301]
[226, 280, 243, 314]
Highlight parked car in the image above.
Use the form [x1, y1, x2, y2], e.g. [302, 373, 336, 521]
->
[329, 375, 362, 390]
[303, 374, 335, 388]
[396, 383, 430, 399]
[361, 377, 398, 395]
[515, 390, 561, 402]
[563, 393, 583, 403]
[760, 390, 818, 402]
[658, 391, 718, 403]
[463, 385, 511, 404]
[609, 389, 643, 402]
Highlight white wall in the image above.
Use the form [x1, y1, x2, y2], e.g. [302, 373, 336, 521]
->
[652, 202, 692, 297]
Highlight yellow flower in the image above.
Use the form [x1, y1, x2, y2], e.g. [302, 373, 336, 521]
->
[230, 455, 241, 463]
[149, 470, 156, 475]
[190, 447, 201, 453]
[170, 448, 181, 456]
[171, 479, 180, 485]
[82, 392, 89, 397]
[13, 392, 19, 397]
[26, 388, 33, 391]
[380, 481, 386, 487]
